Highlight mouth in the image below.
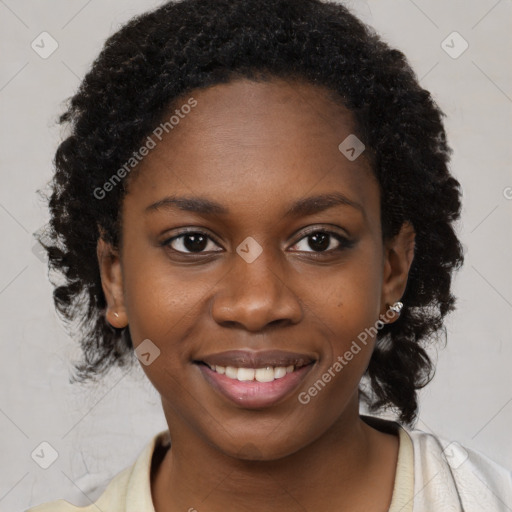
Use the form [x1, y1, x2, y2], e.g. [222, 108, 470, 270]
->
[194, 350, 316, 409]
[201, 363, 297, 382]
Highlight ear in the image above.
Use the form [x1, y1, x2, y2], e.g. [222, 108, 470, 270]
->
[380, 221, 416, 323]
[97, 237, 128, 329]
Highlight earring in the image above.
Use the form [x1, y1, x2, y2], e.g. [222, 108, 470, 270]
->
[388, 301, 403, 314]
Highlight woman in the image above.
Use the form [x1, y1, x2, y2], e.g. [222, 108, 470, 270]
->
[29, 0, 512, 510]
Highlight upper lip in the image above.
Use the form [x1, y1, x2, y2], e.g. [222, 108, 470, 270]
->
[196, 350, 316, 369]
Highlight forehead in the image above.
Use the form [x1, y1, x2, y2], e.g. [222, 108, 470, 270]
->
[125, 77, 378, 219]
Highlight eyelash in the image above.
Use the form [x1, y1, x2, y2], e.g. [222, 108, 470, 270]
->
[161, 227, 354, 257]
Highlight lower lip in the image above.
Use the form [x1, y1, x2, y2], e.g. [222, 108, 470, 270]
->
[197, 363, 313, 409]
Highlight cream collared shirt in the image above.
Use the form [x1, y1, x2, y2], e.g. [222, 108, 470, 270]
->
[26, 417, 512, 512]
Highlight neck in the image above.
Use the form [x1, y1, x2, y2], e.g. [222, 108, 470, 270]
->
[152, 398, 399, 512]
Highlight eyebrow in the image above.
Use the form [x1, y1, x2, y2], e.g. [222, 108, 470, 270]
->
[145, 192, 363, 217]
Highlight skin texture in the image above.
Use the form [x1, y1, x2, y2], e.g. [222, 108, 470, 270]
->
[98, 78, 416, 511]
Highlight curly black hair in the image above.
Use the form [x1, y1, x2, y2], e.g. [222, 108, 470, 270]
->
[39, 0, 464, 425]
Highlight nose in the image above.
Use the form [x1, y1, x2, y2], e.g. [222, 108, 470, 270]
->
[211, 246, 303, 332]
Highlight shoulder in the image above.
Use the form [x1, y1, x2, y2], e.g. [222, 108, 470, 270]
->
[25, 430, 170, 512]
[25, 465, 133, 512]
[25, 501, 83, 512]
[404, 426, 512, 512]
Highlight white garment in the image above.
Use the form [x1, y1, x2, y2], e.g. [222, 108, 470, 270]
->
[25, 417, 512, 511]
[408, 427, 512, 511]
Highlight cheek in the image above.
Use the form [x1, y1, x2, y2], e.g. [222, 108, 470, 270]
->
[301, 247, 383, 394]
[121, 261, 208, 398]
[303, 246, 383, 345]
[121, 249, 208, 355]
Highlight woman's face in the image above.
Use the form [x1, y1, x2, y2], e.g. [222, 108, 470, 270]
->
[99, 77, 414, 460]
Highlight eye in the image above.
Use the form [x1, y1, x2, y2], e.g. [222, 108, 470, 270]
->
[290, 229, 354, 254]
[162, 230, 223, 254]
[161, 227, 354, 256]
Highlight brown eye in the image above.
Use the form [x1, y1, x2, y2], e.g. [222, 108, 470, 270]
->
[163, 231, 222, 254]
[291, 230, 354, 254]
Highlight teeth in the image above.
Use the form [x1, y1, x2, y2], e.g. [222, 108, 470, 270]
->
[274, 367, 287, 379]
[208, 364, 296, 382]
[237, 368, 255, 381]
[225, 366, 238, 379]
[255, 367, 274, 382]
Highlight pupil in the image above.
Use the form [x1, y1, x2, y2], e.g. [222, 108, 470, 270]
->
[184, 234, 207, 252]
[309, 232, 329, 251]
[181, 233, 332, 253]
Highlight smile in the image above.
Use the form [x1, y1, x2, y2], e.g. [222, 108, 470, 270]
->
[195, 350, 316, 408]
[205, 364, 296, 382]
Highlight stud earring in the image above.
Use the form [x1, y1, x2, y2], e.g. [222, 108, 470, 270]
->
[388, 301, 403, 314]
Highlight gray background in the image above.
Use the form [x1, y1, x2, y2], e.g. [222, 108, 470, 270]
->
[0, 0, 511, 510]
